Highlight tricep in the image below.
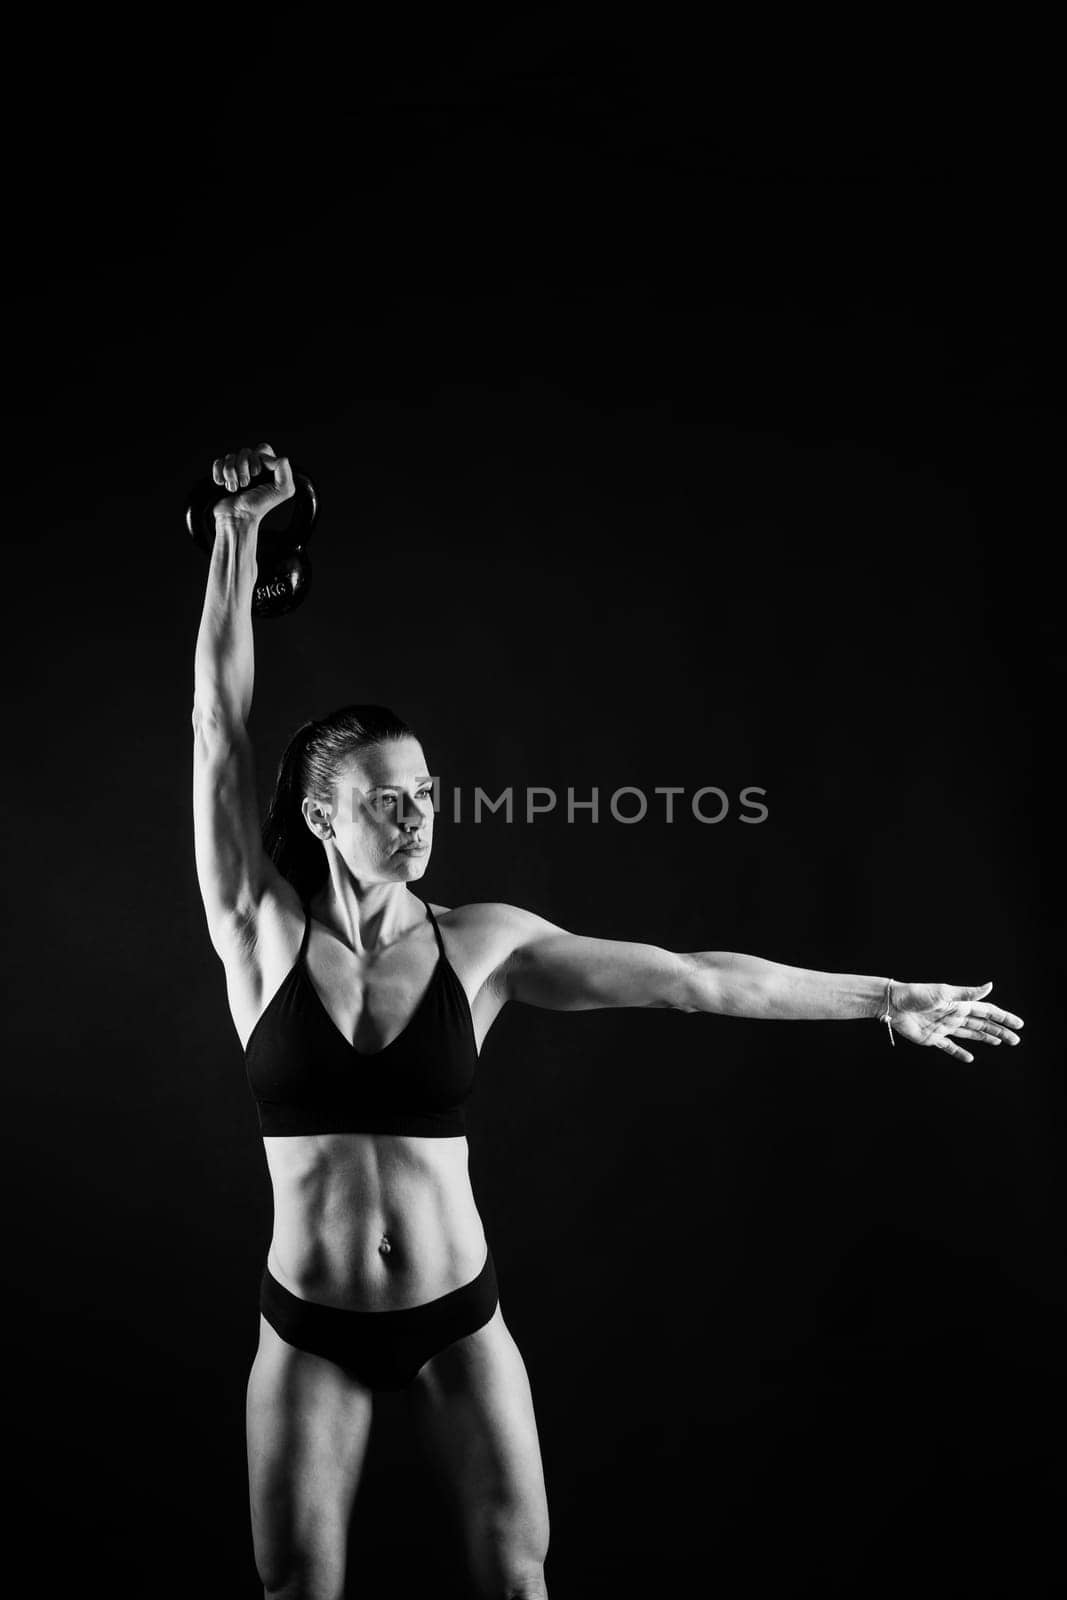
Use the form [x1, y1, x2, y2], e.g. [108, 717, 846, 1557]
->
[191, 707, 273, 954]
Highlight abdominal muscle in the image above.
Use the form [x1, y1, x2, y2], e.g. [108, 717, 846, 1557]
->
[263, 1131, 488, 1311]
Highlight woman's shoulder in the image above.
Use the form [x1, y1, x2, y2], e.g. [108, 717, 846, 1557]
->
[437, 899, 565, 926]
[431, 901, 568, 962]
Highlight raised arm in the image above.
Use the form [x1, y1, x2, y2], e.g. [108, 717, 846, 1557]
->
[191, 443, 294, 952]
[490, 907, 1024, 1064]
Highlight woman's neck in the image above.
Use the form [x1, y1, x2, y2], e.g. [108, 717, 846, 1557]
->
[311, 865, 424, 956]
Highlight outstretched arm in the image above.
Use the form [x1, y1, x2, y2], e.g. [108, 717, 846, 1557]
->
[492, 908, 1024, 1064]
[192, 444, 294, 949]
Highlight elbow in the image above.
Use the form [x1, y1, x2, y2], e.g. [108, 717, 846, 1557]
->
[192, 699, 246, 744]
[671, 953, 709, 1013]
[676, 953, 762, 1016]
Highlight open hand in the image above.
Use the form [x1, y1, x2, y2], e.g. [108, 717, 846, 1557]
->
[888, 981, 1024, 1063]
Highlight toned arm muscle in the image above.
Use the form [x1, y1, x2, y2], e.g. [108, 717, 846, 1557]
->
[190, 471, 277, 953]
[488, 905, 1024, 1065]
[192, 708, 274, 948]
[491, 906, 691, 1011]
[494, 910, 883, 1021]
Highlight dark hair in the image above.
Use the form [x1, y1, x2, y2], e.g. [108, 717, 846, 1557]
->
[262, 704, 417, 900]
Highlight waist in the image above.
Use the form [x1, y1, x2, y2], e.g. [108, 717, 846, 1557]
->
[263, 1131, 486, 1309]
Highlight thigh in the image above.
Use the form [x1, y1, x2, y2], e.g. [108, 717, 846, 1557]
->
[407, 1305, 550, 1593]
[246, 1316, 374, 1598]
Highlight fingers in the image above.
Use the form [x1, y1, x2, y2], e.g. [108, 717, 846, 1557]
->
[975, 1021, 1021, 1045]
[256, 441, 294, 494]
[943, 982, 1024, 1039]
[970, 1002, 1024, 1033]
[212, 451, 248, 492]
[950, 1016, 1021, 1047]
[210, 444, 288, 493]
[937, 1038, 975, 1064]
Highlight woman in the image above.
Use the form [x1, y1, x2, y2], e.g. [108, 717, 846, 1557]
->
[192, 443, 1024, 1600]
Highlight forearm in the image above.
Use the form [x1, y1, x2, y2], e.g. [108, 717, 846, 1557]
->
[193, 515, 259, 724]
[684, 950, 887, 1022]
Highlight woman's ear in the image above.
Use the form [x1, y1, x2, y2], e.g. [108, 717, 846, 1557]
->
[301, 796, 334, 840]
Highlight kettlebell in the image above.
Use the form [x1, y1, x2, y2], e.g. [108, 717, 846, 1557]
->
[187, 470, 319, 618]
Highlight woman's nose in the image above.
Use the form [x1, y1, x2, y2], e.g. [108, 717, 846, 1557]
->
[399, 797, 429, 827]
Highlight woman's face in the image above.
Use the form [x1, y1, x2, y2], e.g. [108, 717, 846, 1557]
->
[307, 737, 436, 883]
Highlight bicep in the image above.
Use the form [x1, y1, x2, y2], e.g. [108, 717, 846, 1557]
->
[503, 930, 692, 1012]
[191, 708, 277, 949]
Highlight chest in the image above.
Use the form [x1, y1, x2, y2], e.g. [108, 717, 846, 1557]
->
[305, 929, 440, 1054]
[245, 921, 479, 1135]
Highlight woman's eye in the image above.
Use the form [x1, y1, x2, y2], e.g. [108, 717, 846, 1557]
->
[417, 788, 433, 800]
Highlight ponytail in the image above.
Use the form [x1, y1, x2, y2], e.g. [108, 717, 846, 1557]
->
[262, 705, 416, 902]
[262, 721, 324, 902]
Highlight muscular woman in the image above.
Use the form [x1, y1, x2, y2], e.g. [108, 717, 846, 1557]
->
[191, 444, 1024, 1600]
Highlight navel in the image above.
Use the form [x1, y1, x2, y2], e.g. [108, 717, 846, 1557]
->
[378, 1235, 392, 1257]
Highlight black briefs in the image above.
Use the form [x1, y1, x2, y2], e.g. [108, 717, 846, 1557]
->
[259, 1252, 499, 1392]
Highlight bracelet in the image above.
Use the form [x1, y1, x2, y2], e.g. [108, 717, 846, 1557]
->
[877, 978, 896, 1046]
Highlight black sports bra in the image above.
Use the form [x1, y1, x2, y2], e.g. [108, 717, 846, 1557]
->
[244, 900, 478, 1137]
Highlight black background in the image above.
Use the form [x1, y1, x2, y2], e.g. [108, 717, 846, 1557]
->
[6, 19, 1064, 1598]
